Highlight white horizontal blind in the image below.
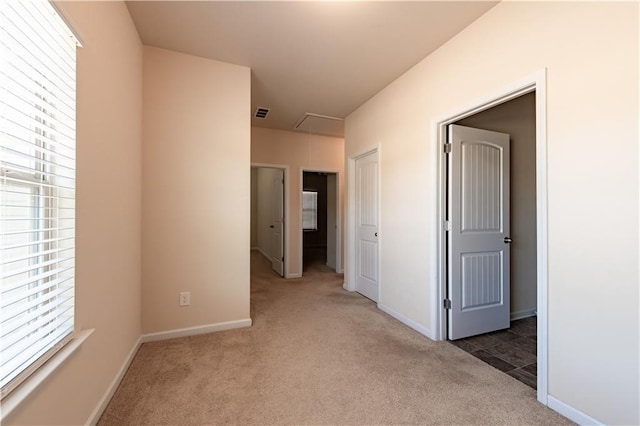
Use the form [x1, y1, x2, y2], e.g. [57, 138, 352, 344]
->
[302, 191, 318, 230]
[0, 0, 77, 398]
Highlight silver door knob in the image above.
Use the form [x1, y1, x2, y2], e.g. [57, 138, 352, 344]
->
[504, 237, 512, 243]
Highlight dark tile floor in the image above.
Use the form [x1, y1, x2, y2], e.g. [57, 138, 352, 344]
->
[451, 316, 537, 389]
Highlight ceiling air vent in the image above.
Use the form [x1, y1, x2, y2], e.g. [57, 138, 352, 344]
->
[254, 107, 270, 119]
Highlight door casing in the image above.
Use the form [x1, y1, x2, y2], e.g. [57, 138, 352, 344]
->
[300, 168, 342, 275]
[434, 70, 549, 405]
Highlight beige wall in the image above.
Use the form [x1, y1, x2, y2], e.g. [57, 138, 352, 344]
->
[345, 2, 638, 424]
[251, 127, 345, 277]
[457, 92, 536, 318]
[6, 2, 143, 424]
[141, 47, 251, 333]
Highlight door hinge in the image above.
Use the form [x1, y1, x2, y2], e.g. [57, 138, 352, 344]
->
[444, 143, 452, 154]
[444, 299, 452, 310]
[444, 220, 451, 231]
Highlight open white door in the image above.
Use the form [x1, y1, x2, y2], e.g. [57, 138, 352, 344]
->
[355, 151, 378, 301]
[270, 170, 284, 276]
[448, 125, 510, 340]
[326, 173, 338, 271]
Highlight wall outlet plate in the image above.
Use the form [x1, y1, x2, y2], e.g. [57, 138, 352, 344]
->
[179, 292, 190, 306]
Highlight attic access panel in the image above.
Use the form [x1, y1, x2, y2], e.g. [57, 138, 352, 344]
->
[293, 113, 344, 138]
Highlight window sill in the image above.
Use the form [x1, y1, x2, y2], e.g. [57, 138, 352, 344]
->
[1, 329, 94, 419]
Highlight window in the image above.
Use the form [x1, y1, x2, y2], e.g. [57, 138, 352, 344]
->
[1, 0, 77, 399]
[302, 190, 318, 231]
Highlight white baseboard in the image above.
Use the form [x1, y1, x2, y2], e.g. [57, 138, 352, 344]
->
[325, 262, 337, 271]
[141, 319, 252, 343]
[86, 335, 141, 426]
[547, 395, 603, 425]
[510, 308, 537, 321]
[378, 303, 436, 341]
[286, 273, 302, 278]
[87, 319, 252, 424]
[256, 247, 270, 260]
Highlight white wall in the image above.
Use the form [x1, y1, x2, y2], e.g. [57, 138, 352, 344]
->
[345, 2, 638, 424]
[142, 47, 251, 334]
[5, 2, 143, 424]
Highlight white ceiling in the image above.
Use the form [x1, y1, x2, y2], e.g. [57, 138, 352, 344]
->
[126, 1, 498, 137]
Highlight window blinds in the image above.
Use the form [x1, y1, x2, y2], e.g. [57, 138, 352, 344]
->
[302, 191, 318, 231]
[0, 0, 77, 398]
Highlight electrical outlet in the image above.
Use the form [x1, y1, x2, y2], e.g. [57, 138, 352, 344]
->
[179, 292, 190, 306]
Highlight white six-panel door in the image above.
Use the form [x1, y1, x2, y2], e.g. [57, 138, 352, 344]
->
[355, 151, 379, 301]
[448, 125, 510, 340]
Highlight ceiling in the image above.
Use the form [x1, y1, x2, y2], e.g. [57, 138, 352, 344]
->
[126, 1, 498, 137]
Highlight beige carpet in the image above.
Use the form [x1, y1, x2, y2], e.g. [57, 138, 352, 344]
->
[98, 252, 571, 425]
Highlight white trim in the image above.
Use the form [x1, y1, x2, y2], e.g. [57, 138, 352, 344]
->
[49, 1, 85, 46]
[85, 336, 142, 426]
[256, 247, 271, 262]
[345, 146, 380, 296]
[1, 329, 94, 420]
[287, 273, 303, 279]
[299, 168, 342, 276]
[140, 319, 252, 343]
[345, 154, 356, 292]
[533, 70, 550, 406]
[510, 309, 537, 321]
[251, 163, 289, 278]
[548, 396, 603, 426]
[433, 69, 549, 405]
[378, 303, 435, 340]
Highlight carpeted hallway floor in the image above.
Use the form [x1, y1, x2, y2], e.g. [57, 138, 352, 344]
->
[98, 251, 571, 425]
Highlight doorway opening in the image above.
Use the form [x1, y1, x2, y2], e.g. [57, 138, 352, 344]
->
[432, 70, 548, 405]
[447, 93, 538, 389]
[251, 165, 286, 277]
[301, 170, 340, 274]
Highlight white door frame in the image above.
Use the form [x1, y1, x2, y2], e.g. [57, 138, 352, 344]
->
[345, 146, 380, 297]
[300, 168, 342, 274]
[433, 69, 549, 405]
[251, 163, 290, 277]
